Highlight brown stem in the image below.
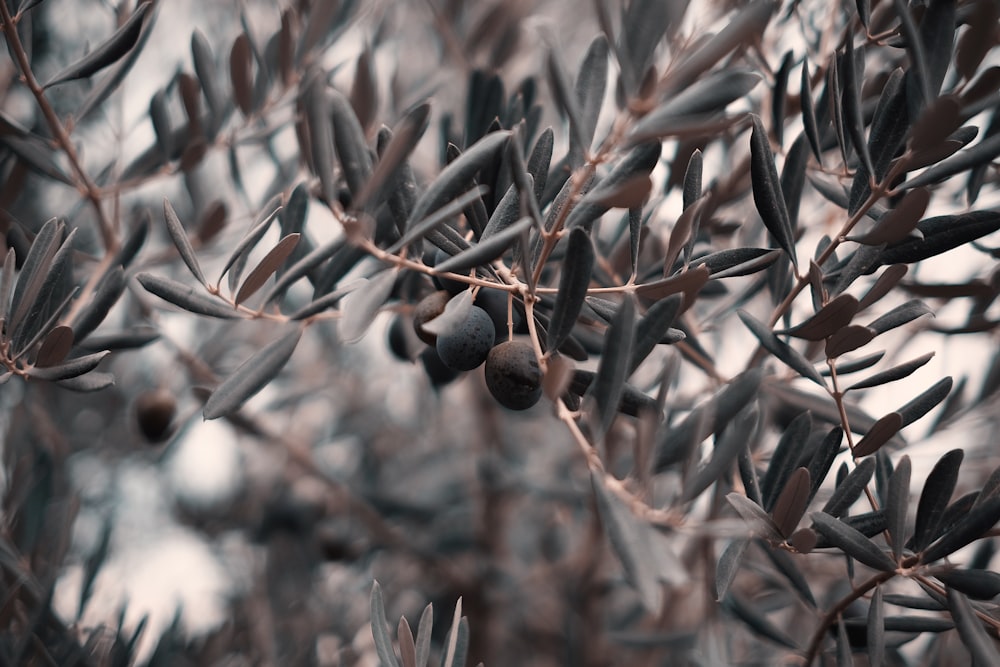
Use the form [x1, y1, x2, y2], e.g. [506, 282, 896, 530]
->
[802, 570, 895, 665]
[0, 3, 118, 252]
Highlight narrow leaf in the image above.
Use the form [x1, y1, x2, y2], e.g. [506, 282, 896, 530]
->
[218, 202, 283, 291]
[43, 4, 151, 87]
[762, 412, 812, 512]
[738, 309, 826, 387]
[726, 493, 783, 542]
[587, 295, 636, 441]
[715, 539, 749, 602]
[592, 471, 664, 613]
[810, 512, 897, 571]
[235, 234, 301, 306]
[887, 456, 911, 560]
[29, 350, 109, 381]
[846, 352, 934, 392]
[434, 218, 533, 275]
[398, 617, 415, 667]
[163, 198, 206, 285]
[947, 588, 1000, 665]
[771, 467, 811, 538]
[853, 412, 903, 458]
[414, 604, 433, 667]
[825, 324, 876, 358]
[683, 405, 758, 503]
[203, 327, 302, 419]
[629, 294, 682, 374]
[823, 458, 875, 518]
[912, 449, 963, 552]
[750, 115, 797, 270]
[370, 582, 401, 667]
[868, 585, 885, 667]
[850, 188, 930, 246]
[897, 377, 952, 428]
[857, 265, 908, 312]
[800, 59, 823, 162]
[339, 269, 398, 344]
[923, 496, 1000, 563]
[547, 228, 595, 353]
[779, 294, 859, 341]
[136, 273, 242, 319]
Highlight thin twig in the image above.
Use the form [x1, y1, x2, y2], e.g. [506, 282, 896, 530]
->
[0, 3, 118, 252]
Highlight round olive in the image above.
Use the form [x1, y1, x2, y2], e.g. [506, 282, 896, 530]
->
[484, 340, 543, 410]
[436, 306, 495, 371]
[412, 290, 451, 345]
[420, 347, 461, 388]
[135, 389, 177, 443]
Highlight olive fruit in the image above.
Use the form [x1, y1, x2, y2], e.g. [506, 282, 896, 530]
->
[387, 314, 419, 361]
[475, 288, 523, 344]
[135, 389, 177, 443]
[420, 347, 461, 388]
[436, 306, 495, 371]
[485, 340, 542, 410]
[412, 290, 451, 345]
[431, 248, 466, 294]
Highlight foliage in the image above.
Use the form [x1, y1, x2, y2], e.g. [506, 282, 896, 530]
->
[1, 0, 1000, 664]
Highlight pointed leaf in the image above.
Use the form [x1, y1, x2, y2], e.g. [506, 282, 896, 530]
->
[434, 218, 533, 275]
[853, 412, 903, 458]
[35, 325, 74, 369]
[897, 376, 952, 428]
[762, 412, 812, 512]
[800, 60, 823, 162]
[850, 188, 931, 246]
[163, 198, 206, 286]
[547, 228, 595, 353]
[203, 327, 302, 419]
[866, 299, 933, 336]
[387, 186, 489, 254]
[923, 496, 1000, 563]
[726, 493, 783, 542]
[738, 309, 825, 387]
[825, 324, 876, 358]
[137, 273, 242, 319]
[878, 211, 1000, 267]
[587, 295, 636, 441]
[629, 294, 682, 374]
[235, 234, 301, 306]
[771, 467, 811, 538]
[715, 539, 749, 602]
[750, 115, 797, 270]
[406, 132, 510, 233]
[947, 588, 1000, 665]
[887, 456, 911, 560]
[370, 582, 401, 667]
[912, 449, 963, 552]
[414, 604, 433, 667]
[868, 585, 885, 667]
[339, 269, 398, 344]
[683, 405, 758, 503]
[219, 201, 284, 291]
[847, 352, 934, 392]
[823, 458, 875, 518]
[779, 294, 859, 341]
[857, 265, 908, 312]
[841, 37, 873, 176]
[398, 617, 416, 667]
[330, 88, 373, 196]
[354, 103, 430, 213]
[806, 427, 844, 505]
[28, 350, 108, 382]
[810, 512, 897, 571]
[592, 471, 663, 613]
[43, 4, 151, 87]
[936, 569, 1000, 600]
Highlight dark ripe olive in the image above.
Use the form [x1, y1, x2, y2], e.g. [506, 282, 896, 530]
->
[135, 389, 177, 443]
[420, 347, 462, 388]
[387, 313, 418, 361]
[436, 306, 495, 371]
[431, 248, 467, 295]
[485, 340, 542, 410]
[475, 288, 523, 343]
[412, 290, 451, 345]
